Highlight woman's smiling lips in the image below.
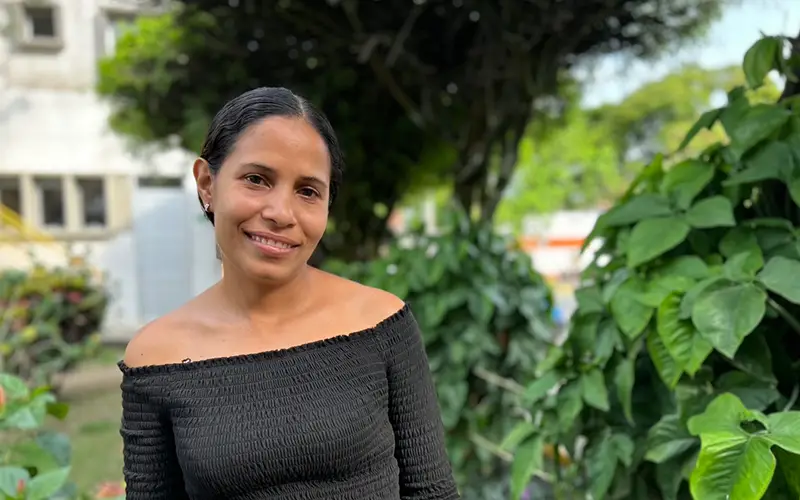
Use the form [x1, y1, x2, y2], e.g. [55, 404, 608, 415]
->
[243, 230, 300, 257]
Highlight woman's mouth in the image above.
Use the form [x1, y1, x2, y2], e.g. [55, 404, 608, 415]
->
[244, 231, 299, 256]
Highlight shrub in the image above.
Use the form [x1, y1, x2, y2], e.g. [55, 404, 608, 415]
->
[0, 372, 75, 500]
[0, 265, 109, 388]
[326, 208, 554, 498]
[506, 34, 800, 500]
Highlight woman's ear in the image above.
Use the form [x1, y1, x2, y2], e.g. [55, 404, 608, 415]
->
[194, 158, 213, 207]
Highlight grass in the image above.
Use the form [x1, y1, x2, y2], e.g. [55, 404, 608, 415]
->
[51, 387, 124, 494]
[46, 350, 126, 495]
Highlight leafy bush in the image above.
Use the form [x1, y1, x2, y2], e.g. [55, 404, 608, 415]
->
[506, 34, 800, 500]
[326, 209, 554, 498]
[0, 266, 108, 388]
[0, 372, 75, 500]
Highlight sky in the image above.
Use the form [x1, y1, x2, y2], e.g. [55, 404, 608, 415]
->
[581, 0, 800, 107]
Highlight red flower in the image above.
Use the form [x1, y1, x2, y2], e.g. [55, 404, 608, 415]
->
[95, 481, 125, 498]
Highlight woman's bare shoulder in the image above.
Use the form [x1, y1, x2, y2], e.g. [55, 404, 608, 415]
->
[123, 299, 211, 368]
[316, 268, 406, 325]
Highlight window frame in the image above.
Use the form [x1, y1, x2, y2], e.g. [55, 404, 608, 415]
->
[9, 1, 64, 52]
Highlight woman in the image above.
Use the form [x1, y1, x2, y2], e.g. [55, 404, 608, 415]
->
[119, 87, 459, 500]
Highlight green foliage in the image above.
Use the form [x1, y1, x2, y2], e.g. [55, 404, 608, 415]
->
[325, 208, 554, 498]
[0, 266, 109, 388]
[506, 34, 800, 499]
[593, 64, 782, 164]
[0, 373, 74, 500]
[98, 1, 724, 257]
[497, 64, 782, 232]
[495, 107, 625, 229]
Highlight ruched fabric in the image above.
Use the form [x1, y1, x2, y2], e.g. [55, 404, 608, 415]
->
[119, 305, 459, 500]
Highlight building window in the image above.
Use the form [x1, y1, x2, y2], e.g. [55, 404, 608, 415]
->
[34, 177, 65, 227]
[0, 177, 22, 229]
[11, 3, 63, 51]
[0, 177, 22, 215]
[78, 178, 107, 227]
[24, 6, 57, 39]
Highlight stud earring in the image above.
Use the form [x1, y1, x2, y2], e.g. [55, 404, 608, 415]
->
[203, 203, 211, 213]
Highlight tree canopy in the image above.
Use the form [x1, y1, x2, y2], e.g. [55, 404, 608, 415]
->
[99, 0, 726, 259]
[494, 64, 782, 231]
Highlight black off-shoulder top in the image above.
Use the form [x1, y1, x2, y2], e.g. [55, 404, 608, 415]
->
[118, 304, 460, 500]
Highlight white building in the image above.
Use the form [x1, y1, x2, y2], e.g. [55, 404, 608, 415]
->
[0, 0, 220, 341]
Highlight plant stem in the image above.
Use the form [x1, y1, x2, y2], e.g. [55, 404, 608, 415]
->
[767, 297, 800, 336]
[783, 385, 799, 412]
[472, 366, 526, 396]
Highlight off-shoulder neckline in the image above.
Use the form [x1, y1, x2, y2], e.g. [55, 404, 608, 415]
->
[118, 303, 411, 376]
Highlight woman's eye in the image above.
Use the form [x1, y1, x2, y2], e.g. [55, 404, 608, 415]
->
[245, 175, 266, 185]
[298, 187, 320, 199]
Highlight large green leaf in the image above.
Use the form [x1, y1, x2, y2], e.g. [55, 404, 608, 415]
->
[657, 293, 713, 376]
[723, 250, 765, 281]
[574, 285, 604, 314]
[522, 371, 560, 405]
[595, 319, 622, 364]
[627, 217, 691, 268]
[646, 414, 698, 464]
[715, 371, 781, 411]
[581, 368, 610, 412]
[725, 141, 794, 185]
[757, 256, 800, 304]
[614, 356, 636, 425]
[686, 196, 736, 229]
[691, 282, 767, 358]
[691, 433, 774, 500]
[601, 193, 674, 227]
[678, 108, 722, 151]
[720, 104, 791, 159]
[742, 37, 781, 89]
[730, 335, 776, 383]
[610, 278, 654, 339]
[661, 159, 715, 209]
[659, 255, 711, 280]
[510, 436, 543, 500]
[25, 467, 71, 500]
[688, 394, 800, 500]
[0, 374, 30, 400]
[556, 382, 584, 432]
[0, 466, 30, 497]
[648, 329, 682, 388]
[585, 431, 621, 500]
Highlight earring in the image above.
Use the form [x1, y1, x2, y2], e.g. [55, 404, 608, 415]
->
[203, 203, 211, 213]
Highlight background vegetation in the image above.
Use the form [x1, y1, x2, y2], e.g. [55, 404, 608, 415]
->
[504, 34, 800, 500]
[3, 1, 798, 499]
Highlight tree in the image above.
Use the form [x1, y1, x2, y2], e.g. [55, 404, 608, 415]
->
[99, 0, 725, 259]
[495, 64, 782, 231]
[494, 106, 624, 229]
[593, 64, 782, 163]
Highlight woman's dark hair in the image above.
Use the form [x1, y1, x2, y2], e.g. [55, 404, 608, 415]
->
[198, 87, 344, 225]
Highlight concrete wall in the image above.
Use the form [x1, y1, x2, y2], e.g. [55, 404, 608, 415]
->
[0, 179, 221, 342]
[0, 0, 220, 341]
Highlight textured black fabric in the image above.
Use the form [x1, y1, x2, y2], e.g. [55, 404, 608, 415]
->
[118, 305, 459, 500]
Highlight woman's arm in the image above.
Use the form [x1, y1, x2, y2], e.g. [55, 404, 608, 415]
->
[120, 370, 189, 499]
[384, 307, 460, 500]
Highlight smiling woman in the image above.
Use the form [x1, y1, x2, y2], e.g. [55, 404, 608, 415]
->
[118, 87, 459, 500]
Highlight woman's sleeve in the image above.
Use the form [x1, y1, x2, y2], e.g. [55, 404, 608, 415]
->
[120, 371, 189, 499]
[383, 309, 460, 500]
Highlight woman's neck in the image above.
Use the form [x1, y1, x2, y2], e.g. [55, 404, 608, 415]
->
[216, 263, 315, 322]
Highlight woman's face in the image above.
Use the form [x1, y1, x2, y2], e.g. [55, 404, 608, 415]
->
[195, 116, 331, 284]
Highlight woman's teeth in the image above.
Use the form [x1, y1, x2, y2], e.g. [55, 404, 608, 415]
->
[248, 234, 293, 249]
